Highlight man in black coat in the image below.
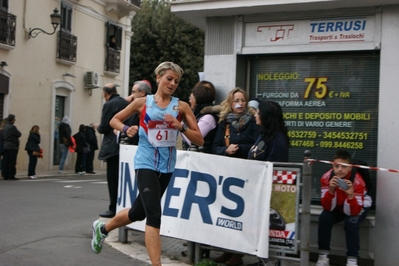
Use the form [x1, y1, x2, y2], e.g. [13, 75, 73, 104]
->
[96, 83, 128, 218]
[58, 116, 73, 174]
[120, 80, 152, 145]
[3, 114, 21, 180]
[85, 123, 98, 174]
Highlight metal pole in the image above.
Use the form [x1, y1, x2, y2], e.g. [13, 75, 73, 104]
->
[300, 150, 312, 266]
[194, 243, 202, 264]
[186, 241, 195, 263]
[118, 227, 128, 243]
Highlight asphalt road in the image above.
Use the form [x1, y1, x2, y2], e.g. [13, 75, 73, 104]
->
[0, 175, 150, 266]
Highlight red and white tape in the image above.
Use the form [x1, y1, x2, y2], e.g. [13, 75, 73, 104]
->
[307, 158, 399, 174]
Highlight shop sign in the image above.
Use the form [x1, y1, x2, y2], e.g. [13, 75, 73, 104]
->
[245, 16, 376, 47]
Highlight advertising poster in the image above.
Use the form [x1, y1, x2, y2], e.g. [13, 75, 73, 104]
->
[269, 168, 300, 253]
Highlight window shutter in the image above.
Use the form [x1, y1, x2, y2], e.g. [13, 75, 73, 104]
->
[249, 52, 380, 204]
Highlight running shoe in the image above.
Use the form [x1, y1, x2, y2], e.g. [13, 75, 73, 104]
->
[91, 220, 107, 254]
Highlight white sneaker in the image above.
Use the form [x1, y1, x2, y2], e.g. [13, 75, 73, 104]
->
[29, 176, 36, 179]
[58, 170, 66, 174]
[79, 171, 86, 175]
[346, 261, 358, 266]
[316, 257, 329, 266]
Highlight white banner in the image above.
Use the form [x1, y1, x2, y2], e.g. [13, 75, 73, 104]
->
[118, 145, 273, 258]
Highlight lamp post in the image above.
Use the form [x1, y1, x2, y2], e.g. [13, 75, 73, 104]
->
[28, 8, 61, 39]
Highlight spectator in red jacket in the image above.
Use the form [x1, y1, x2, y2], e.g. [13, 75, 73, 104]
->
[316, 150, 372, 266]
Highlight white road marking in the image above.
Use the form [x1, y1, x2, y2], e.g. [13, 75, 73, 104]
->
[64, 185, 82, 188]
[55, 180, 101, 183]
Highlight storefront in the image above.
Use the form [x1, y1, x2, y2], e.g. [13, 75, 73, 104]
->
[172, 2, 399, 264]
[236, 16, 381, 200]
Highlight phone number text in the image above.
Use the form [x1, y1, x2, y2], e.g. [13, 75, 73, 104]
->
[290, 140, 364, 149]
[288, 131, 368, 140]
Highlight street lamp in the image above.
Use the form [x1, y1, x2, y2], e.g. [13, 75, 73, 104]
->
[0, 61, 7, 70]
[28, 8, 61, 39]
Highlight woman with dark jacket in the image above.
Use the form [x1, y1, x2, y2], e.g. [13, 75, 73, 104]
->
[73, 124, 89, 175]
[248, 100, 290, 162]
[212, 87, 261, 266]
[182, 80, 220, 153]
[85, 123, 98, 174]
[25, 125, 41, 179]
[246, 101, 290, 266]
[212, 87, 261, 159]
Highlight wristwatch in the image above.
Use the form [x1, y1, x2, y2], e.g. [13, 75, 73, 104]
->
[180, 124, 188, 133]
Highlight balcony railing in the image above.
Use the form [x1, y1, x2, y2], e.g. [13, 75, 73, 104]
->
[0, 11, 16, 47]
[57, 31, 77, 63]
[105, 47, 120, 74]
[103, 0, 141, 8]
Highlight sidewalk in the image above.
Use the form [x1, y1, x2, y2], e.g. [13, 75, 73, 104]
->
[103, 224, 323, 266]
[17, 170, 331, 266]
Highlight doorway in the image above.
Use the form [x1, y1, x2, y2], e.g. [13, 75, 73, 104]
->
[53, 96, 65, 165]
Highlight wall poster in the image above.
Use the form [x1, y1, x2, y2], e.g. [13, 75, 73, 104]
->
[269, 167, 300, 253]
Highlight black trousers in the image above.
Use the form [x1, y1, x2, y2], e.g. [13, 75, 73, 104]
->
[106, 155, 119, 213]
[27, 150, 38, 176]
[74, 152, 87, 172]
[3, 149, 18, 179]
[85, 149, 95, 172]
[128, 169, 172, 228]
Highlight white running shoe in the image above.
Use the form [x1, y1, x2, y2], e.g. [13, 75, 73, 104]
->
[29, 176, 36, 179]
[58, 170, 66, 174]
[316, 256, 329, 266]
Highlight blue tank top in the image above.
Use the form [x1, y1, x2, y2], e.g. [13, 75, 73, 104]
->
[134, 95, 181, 173]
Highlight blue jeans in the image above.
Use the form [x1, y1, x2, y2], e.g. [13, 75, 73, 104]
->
[318, 208, 369, 257]
[59, 143, 69, 171]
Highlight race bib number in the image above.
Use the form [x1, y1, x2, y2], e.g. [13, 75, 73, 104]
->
[147, 121, 178, 147]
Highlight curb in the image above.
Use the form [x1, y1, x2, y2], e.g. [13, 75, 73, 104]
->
[105, 229, 191, 266]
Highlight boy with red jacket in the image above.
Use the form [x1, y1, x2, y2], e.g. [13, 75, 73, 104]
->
[316, 150, 372, 266]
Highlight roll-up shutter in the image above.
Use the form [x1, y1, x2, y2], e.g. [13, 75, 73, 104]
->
[248, 52, 380, 205]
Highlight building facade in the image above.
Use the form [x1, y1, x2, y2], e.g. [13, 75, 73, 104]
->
[0, 0, 139, 173]
[171, 1, 399, 265]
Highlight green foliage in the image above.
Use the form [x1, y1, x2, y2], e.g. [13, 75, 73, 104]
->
[194, 258, 219, 266]
[130, 0, 205, 101]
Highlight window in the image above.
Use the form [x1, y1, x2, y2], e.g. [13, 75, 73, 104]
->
[248, 52, 380, 206]
[60, 2, 72, 33]
[57, 2, 77, 63]
[0, 0, 8, 13]
[0, 0, 15, 47]
[106, 22, 122, 50]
